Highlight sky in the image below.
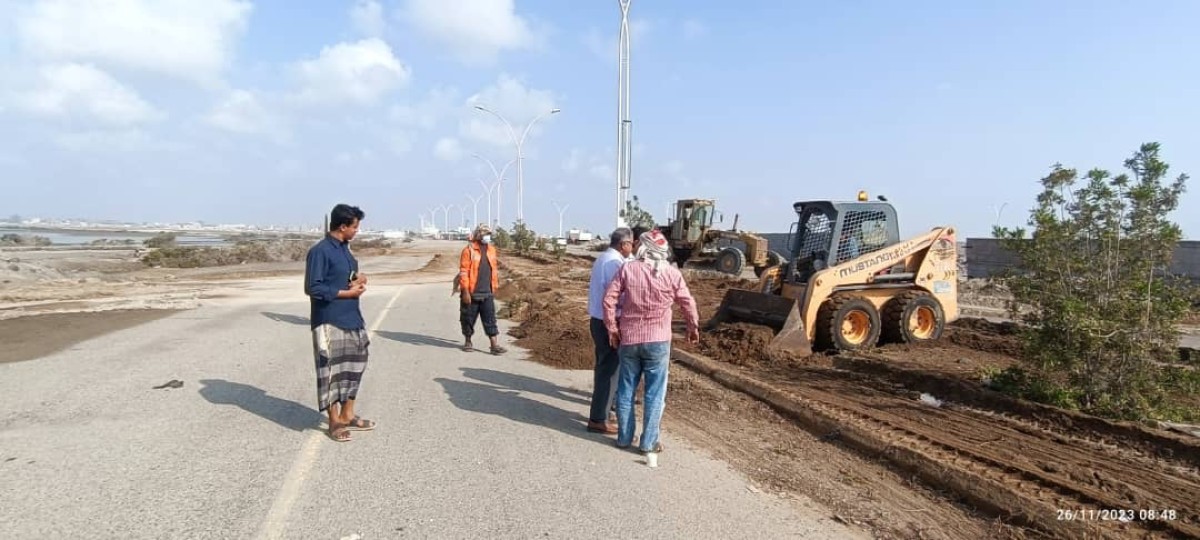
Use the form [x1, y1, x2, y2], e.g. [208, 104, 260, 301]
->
[1, 0, 1199, 239]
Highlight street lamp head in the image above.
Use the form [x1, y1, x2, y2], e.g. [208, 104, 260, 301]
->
[550, 108, 561, 114]
[473, 105, 487, 111]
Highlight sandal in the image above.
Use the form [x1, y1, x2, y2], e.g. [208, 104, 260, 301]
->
[462, 342, 475, 352]
[345, 416, 376, 431]
[328, 425, 351, 442]
[490, 345, 508, 355]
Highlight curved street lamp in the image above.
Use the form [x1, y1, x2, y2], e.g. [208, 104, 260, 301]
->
[465, 193, 483, 229]
[553, 201, 569, 239]
[478, 178, 499, 227]
[472, 153, 515, 227]
[472, 105, 561, 223]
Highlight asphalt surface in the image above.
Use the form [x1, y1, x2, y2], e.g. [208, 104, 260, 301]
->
[0, 250, 858, 539]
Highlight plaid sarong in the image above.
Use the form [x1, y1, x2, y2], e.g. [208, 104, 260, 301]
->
[312, 323, 371, 412]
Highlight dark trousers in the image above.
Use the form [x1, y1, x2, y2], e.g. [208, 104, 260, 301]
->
[589, 317, 620, 423]
[461, 295, 498, 338]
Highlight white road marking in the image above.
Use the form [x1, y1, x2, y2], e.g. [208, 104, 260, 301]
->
[254, 287, 406, 540]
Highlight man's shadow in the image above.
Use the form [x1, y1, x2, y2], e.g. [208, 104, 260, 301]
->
[435, 377, 605, 446]
[459, 368, 591, 407]
[375, 330, 462, 350]
[198, 379, 323, 431]
[262, 312, 309, 326]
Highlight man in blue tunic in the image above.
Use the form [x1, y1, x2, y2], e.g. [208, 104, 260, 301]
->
[304, 203, 375, 442]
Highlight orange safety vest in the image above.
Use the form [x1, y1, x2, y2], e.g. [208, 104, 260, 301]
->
[459, 241, 500, 293]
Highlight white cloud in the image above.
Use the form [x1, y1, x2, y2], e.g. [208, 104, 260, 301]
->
[204, 89, 288, 141]
[16, 0, 251, 86]
[17, 63, 162, 127]
[336, 149, 375, 163]
[589, 163, 614, 182]
[290, 38, 410, 106]
[584, 19, 650, 63]
[389, 132, 415, 156]
[389, 86, 461, 130]
[682, 19, 707, 39]
[53, 128, 182, 153]
[461, 73, 560, 149]
[559, 147, 616, 183]
[351, 0, 386, 37]
[433, 137, 464, 161]
[399, 0, 538, 64]
[562, 148, 582, 173]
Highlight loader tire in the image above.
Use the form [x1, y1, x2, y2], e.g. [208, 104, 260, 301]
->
[753, 250, 786, 278]
[882, 290, 945, 344]
[715, 247, 745, 275]
[815, 295, 881, 352]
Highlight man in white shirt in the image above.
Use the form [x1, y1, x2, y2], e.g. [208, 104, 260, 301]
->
[586, 227, 641, 433]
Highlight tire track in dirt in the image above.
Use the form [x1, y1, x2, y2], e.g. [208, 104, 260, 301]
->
[678, 350, 1200, 539]
[495, 252, 1199, 539]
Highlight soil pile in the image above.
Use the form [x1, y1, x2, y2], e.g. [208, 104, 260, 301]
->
[496, 252, 1200, 539]
[680, 322, 798, 366]
[497, 261, 595, 370]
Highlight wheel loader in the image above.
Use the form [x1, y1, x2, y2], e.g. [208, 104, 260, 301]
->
[706, 191, 959, 356]
[660, 198, 785, 277]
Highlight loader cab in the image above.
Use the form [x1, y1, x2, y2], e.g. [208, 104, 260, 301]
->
[786, 200, 900, 283]
[668, 199, 716, 245]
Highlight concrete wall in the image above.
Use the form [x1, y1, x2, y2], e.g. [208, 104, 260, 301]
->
[965, 238, 1200, 280]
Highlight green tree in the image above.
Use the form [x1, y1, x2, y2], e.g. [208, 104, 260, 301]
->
[492, 227, 512, 249]
[992, 142, 1193, 420]
[510, 221, 537, 255]
[620, 195, 656, 229]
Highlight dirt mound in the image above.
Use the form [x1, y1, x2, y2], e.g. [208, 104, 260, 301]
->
[0, 259, 67, 282]
[496, 253, 1200, 538]
[507, 307, 594, 370]
[496, 262, 594, 370]
[681, 323, 798, 366]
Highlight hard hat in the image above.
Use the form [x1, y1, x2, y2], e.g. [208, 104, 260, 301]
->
[857, 190, 868, 202]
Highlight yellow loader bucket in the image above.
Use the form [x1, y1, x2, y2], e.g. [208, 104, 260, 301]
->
[705, 288, 813, 357]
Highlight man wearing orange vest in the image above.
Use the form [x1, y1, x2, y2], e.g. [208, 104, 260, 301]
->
[459, 223, 507, 355]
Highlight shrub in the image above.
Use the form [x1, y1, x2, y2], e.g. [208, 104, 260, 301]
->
[993, 143, 1195, 421]
[144, 233, 178, 248]
[0, 234, 51, 247]
[510, 222, 537, 255]
[492, 227, 512, 249]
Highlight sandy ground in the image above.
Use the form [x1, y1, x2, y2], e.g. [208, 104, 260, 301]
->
[0, 239, 861, 539]
[495, 250, 1200, 539]
[4, 240, 1198, 539]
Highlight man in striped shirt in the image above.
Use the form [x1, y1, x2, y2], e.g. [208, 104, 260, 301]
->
[585, 226, 650, 434]
[602, 229, 700, 453]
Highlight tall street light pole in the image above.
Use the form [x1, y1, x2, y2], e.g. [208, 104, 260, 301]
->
[553, 202, 569, 239]
[472, 105, 561, 223]
[456, 204, 468, 229]
[428, 207, 440, 238]
[466, 193, 483, 228]
[472, 154, 515, 228]
[478, 178, 498, 227]
[615, 0, 633, 228]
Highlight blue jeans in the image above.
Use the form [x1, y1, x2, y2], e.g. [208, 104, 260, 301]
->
[615, 340, 671, 451]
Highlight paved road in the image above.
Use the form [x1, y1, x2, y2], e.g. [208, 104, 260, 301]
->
[0, 251, 858, 539]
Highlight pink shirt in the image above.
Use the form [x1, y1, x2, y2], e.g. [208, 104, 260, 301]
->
[602, 260, 700, 346]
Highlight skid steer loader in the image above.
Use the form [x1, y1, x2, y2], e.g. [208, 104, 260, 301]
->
[706, 191, 960, 356]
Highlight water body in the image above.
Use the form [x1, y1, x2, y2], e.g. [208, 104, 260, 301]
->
[0, 227, 228, 247]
